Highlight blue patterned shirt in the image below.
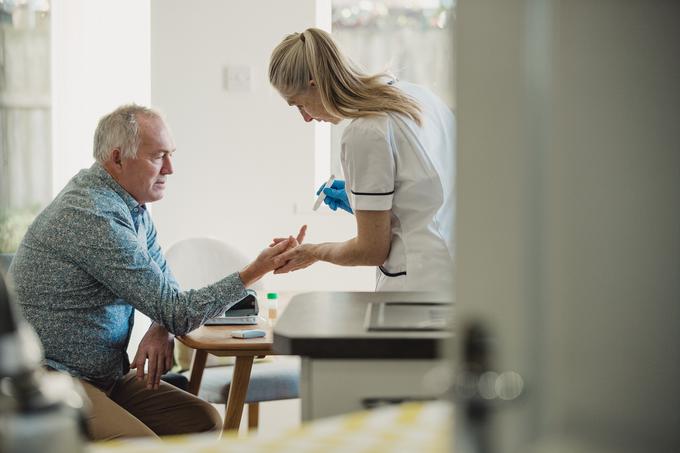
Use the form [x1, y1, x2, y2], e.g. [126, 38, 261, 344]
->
[9, 163, 247, 388]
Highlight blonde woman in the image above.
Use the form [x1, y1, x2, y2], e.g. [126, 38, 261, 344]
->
[269, 28, 455, 292]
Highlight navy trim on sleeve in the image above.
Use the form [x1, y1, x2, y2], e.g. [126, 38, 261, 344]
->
[351, 190, 395, 196]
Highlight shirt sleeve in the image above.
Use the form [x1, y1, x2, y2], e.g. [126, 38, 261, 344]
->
[53, 203, 247, 336]
[341, 120, 395, 211]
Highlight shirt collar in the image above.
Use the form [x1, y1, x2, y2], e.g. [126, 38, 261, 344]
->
[90, 162, 146, 213]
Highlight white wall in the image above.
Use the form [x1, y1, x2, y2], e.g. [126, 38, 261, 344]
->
[149, 0, 373, 292]
[51, 0, 151, 192]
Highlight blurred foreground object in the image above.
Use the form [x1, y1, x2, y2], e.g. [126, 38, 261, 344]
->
[0, 271, 88, 453]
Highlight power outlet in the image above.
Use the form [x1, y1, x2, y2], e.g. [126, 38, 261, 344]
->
[223, 66, 252, 92]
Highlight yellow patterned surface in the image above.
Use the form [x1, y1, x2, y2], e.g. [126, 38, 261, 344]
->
[89, 401, 451, 453]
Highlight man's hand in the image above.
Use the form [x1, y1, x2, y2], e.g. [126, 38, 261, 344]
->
[239, 232, 299, 287]
[130, 323, 174, 390]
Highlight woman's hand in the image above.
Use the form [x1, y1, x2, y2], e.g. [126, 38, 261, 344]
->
[273, 244, 319, 274]
[317, 179, 353, 213]
[269, 225, 315, 273]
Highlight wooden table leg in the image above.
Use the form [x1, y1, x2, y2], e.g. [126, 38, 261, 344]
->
[223, 355, 254, 431]
[187, 349, 208, 395]
[248, 403, 259, 430]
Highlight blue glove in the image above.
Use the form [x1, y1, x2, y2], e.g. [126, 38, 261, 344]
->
[316, 179, 353, 214]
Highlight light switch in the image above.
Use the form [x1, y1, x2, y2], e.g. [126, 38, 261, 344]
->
[223, 66, 252, 92]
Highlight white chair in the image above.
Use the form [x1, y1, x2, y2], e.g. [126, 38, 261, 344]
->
[164, 237, 299, 431]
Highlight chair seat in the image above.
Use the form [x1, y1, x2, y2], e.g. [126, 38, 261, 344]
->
[183, 356, 300, 404]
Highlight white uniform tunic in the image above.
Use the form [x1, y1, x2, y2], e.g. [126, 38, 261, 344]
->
[341, 81, 455, 292]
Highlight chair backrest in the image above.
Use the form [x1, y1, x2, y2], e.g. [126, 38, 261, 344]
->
[164, 237, 264, 370]
[164, 237, 264, 291]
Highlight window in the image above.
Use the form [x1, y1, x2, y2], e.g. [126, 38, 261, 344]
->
[329, 0, 455, 178]
[0, 0, 51, 252]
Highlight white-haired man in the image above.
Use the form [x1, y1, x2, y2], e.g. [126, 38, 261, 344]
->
[9, 104, 295, 440]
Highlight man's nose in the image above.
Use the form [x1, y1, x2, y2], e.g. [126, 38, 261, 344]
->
[300, 110, 313, 123]
[161, 155, 174, 175]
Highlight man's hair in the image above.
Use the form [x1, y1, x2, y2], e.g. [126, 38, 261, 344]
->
[93, 104, 163, 163]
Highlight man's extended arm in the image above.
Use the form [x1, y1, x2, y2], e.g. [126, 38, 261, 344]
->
[54, 203, 288, 336]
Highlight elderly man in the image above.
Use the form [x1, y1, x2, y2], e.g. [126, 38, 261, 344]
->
[9, 104, 295, 440]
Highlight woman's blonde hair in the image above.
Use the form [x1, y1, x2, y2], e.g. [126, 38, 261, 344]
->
[269, 28, 422, 126]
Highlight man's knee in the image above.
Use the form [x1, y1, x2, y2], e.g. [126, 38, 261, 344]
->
[195, 401, 223, 433]
[79, 378, 158, 441]
[167, 398, 222, 435]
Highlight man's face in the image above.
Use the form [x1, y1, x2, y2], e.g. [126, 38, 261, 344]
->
[113, 116, 176, 204]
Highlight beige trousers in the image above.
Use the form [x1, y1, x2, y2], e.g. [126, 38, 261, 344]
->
[80, 371, 222, 441]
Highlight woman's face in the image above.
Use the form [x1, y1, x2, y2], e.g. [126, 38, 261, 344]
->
[286, 84, 342, 124]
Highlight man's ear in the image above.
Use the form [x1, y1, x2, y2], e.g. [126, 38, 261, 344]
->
[111, 148, 123, 167]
